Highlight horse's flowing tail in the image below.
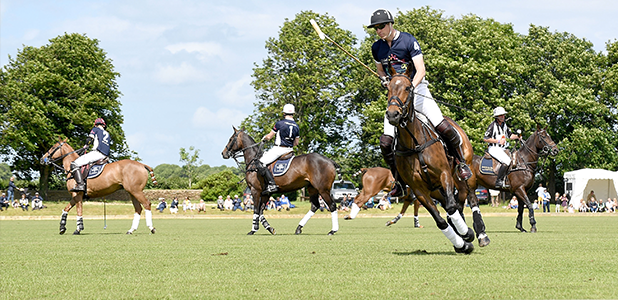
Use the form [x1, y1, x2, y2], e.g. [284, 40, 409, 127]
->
[144, 165, 157, 185]
[328, 159, 343, 183]
[353, 168, 369, 177]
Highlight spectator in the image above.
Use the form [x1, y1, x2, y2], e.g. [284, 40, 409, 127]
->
[589, 197, 598, 213]
[243, 194, 254, 211]
[216, 195, 224, 211]
[318, 195, 327, 212]
[606, 198, 616, 213]
[196, 199, 207, 213]
[19, 193, 29, 211]
[0, 193, 9, 211]
[554, 192, 561, 213]
[377, 194, 392, 211]
[535, 183, 545, 204]
[279, 194, 291, 211]
[560, 194, 569, 213]
[586, 190, 596, 203]
[267, 196, 277, 210]
[232, 195, 243, 211]
[31, 192, 44, 210]
[365, 196, 374, 209]
[7, 176, 16, 207]
[183, 197, 194, 212]
[542, 189, 550, 213]
[170, 197, 179, 214]
[579, 199, 589, 212]
[156, 198, 167, 213]
[490, 189, 500, 207]
[224, 195, 233, 210]
[532, 199, 539, 210]
[568, 203, 575, 213]
[508, 196, 518, 209]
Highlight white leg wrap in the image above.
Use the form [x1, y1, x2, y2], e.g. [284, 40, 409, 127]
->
[145, 210, 153, 228]
[76, 216, 83, 221]
[331, 211, 339, 232]
[448, 211, 468, 236]
[299, 210, 315, 227]
[471, 206, 481, 213]
[62, 211, 68, 215]
[478, 233, 488, 240]
[130, 213, 140, 231]
[349, 204, 361, 219]
[441, 226, 464, 248]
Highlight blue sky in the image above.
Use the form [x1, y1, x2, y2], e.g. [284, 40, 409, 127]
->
[2, 0, 616, 168]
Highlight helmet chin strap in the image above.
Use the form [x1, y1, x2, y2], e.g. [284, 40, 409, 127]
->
[381, 25, 395, 41]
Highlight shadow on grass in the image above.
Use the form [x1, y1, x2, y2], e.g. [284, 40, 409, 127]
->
[392, 249, 455, 256]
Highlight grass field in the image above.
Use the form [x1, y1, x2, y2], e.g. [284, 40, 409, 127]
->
[1, 202, 617, 299]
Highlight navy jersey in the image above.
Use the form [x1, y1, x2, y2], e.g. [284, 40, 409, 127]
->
[371, 31, 422, 77]
[273, 119, 299, 147]
[90, 127, 111, 156]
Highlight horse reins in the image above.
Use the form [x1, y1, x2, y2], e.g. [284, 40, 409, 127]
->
[225, 130, 264, 174]
[43, 142, 86, 175]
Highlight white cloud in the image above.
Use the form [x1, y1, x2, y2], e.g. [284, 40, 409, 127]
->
[153, 62, 208, 85]
[215, 73, 254, 106]
[192, 107, 247, 129]
[165, 42, 224, 62]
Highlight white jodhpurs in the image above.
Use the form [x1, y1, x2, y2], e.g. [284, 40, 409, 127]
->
[488, 146, 511, 165]
[260, 146, 293, 165]
[72, 150, 106, 169]
[383, 79, 444, 137]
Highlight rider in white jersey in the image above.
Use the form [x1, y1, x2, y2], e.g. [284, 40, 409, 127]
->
[483, 107, 520, 188]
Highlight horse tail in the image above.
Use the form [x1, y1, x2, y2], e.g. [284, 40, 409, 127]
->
[328, 159, 343, 183]
[144, 165, 157, 185]
[353, 168, 369, 177]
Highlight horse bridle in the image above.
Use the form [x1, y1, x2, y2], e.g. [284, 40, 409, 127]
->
[41, 142, 85, 175]
[224, 130, 263, 173]
[387, 74, 416, 125]
[520, 130, 554, 157]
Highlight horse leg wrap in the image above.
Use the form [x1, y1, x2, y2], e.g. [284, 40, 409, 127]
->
[441, 226, 464, 248]
[145, 209, 153, 229]
[299, 210, 315, 227]
[251, 214, 259, 231]
[348, 204, 361, 219]
[60, 211, 68, 225]
[471, 206, 486, 235]
[331, 211, 339, 232]
[259, 215, 271, 229]
[447, 211, 468, 236]
[76, 216, 84, 231]
[130, 213, 140, 232]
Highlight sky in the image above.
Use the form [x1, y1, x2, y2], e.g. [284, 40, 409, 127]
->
[1, 0, 617, 168]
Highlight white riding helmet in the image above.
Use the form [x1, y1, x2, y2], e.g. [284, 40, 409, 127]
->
[283, 103, 295, 115]
[493, 106, 507, 117]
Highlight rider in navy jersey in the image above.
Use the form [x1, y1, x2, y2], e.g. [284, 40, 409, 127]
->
[70, 118, 110, 192]
[368, 9, 472, 197]
[258, 104, 300, 194]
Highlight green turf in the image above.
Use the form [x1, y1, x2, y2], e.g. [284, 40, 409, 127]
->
[1, 212, 617, 299]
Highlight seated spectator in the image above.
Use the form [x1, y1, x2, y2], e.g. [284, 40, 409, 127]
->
[243, 195, 254, 211]
[508, 196, 518, 209]
[183, 197, 194, 212]
[279, 194, 290, 211]
[579, 199, 589, 212]
[598, 198, 607, 213]
[532, 200, 539, 210]
[196, 199, 207, 213]
[377, 195, 392, 211]
[156, 198, 167, 213]
[232, 195, 243, 211]
[568, 203, 575, 213]
[31, 192, 44, 210]
[607, 198, 616, 213]
[170, 197, 179, 214]
[589, 197, 598, 213]
[224, 195, 233, 210]
[365, 196, 374, 209]
[318, 195, 327, 212]
[19, 193, 29, 211]
[216, 195, 224, 211]
[267, 196, 277, 210]
[0, 193, 10, 211]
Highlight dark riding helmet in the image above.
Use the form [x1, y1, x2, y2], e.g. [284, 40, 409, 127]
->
[94, 118, 106, 127]
[367, 9, 394, 28]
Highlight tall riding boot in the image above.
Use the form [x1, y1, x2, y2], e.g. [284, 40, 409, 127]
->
[380, 134, 406, 197]
[70, 163, 85, 192]
[435, 120, 472, 181]
[495, 164, 510, 188]
[257, 162, 278, 195]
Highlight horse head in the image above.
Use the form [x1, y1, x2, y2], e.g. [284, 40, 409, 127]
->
[534, 125, 559, 157]
[222, 126, 244, 159]
[385, 65, 415, 126]
[40, 138, 68, 165]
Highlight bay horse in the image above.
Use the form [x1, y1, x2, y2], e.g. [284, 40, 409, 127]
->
[385, 67, 477, 253]
[222, 127, 340, 235]
[342, 167, 422, 227]
[40, 139, 157, 235]
[472, 126, 558, 232]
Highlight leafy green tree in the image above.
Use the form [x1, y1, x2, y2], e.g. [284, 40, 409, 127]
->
[0, 163, 12, 181]
[198, 170, 244, 201]
[179, 146, 202, 189]
[0, 33, 128, 194]
[154, 164, 183, 180]
[243, 10, 361, 157]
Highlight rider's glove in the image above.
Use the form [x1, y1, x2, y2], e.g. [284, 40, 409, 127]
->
[380, 76, 389, 89]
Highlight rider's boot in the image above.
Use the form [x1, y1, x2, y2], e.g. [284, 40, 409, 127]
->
[257, 162, 278, 195]
[69, 162, 85, 192]
[435, 119, 472, 181]
[494, 164, 510, 189]
[380, 134, 406, 198]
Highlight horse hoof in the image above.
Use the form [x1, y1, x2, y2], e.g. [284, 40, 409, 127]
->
[454, 241, 474, 254]
[530, 227, 537, 233]
[267, 227, 276, 235]
[327, 230, 337, 236]
[150, 228, 156, 234]
[386, 221, 393, 226]
[515, 226, 527, 233]
[343, 215, 352, 220]
[478, 236, 491, 247]
[73, 230, 80, 235]
[126, 231, 133, 235]
[59, 228, 66, 235]
[247, 231, 256, 235]
[295, 225, 303, 235]
[462, 228, 475, 243]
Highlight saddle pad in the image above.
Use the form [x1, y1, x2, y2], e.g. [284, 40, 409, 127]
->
[479, 157, 496, 175]
[87, 164, 107, 179]
[273, 156, 294, 177]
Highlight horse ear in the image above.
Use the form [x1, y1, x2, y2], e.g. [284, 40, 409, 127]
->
[404, 64, 413, 78]
[388, 64, 397, 78]
[536, 124, 541, 131]
[232, 126, 237, 132]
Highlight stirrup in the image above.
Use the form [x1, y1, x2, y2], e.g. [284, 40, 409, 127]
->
[262, 185, 278, 195]
[389, 182, 406, 198]
[70, 185, 85, 192]
[457, 163, 472, 181]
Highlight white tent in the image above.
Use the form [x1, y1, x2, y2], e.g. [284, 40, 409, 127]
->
[563, 168, 618, 209]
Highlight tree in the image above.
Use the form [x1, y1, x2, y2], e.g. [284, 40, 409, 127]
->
[243, 11, 362, 157]
[0, 33, 128, 195]
[198, 170, 244, 201]
[179, 146, 202, 189]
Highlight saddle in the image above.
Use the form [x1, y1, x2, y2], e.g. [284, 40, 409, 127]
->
[267, 152, 295, 177]
[79, 157, 110, 180]
[479, 151, 514, 175]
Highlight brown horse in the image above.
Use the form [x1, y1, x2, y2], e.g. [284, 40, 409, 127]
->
[385, 68, 477, 253]
[40, 140, 157, 235]
[472, 126, 558, 233]
[222, 127, 340, 235]
[342, 167, 422, 227]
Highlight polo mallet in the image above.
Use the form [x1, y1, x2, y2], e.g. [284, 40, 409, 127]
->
[103, 198, 107, 229]
[309, 19, 380, 79]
